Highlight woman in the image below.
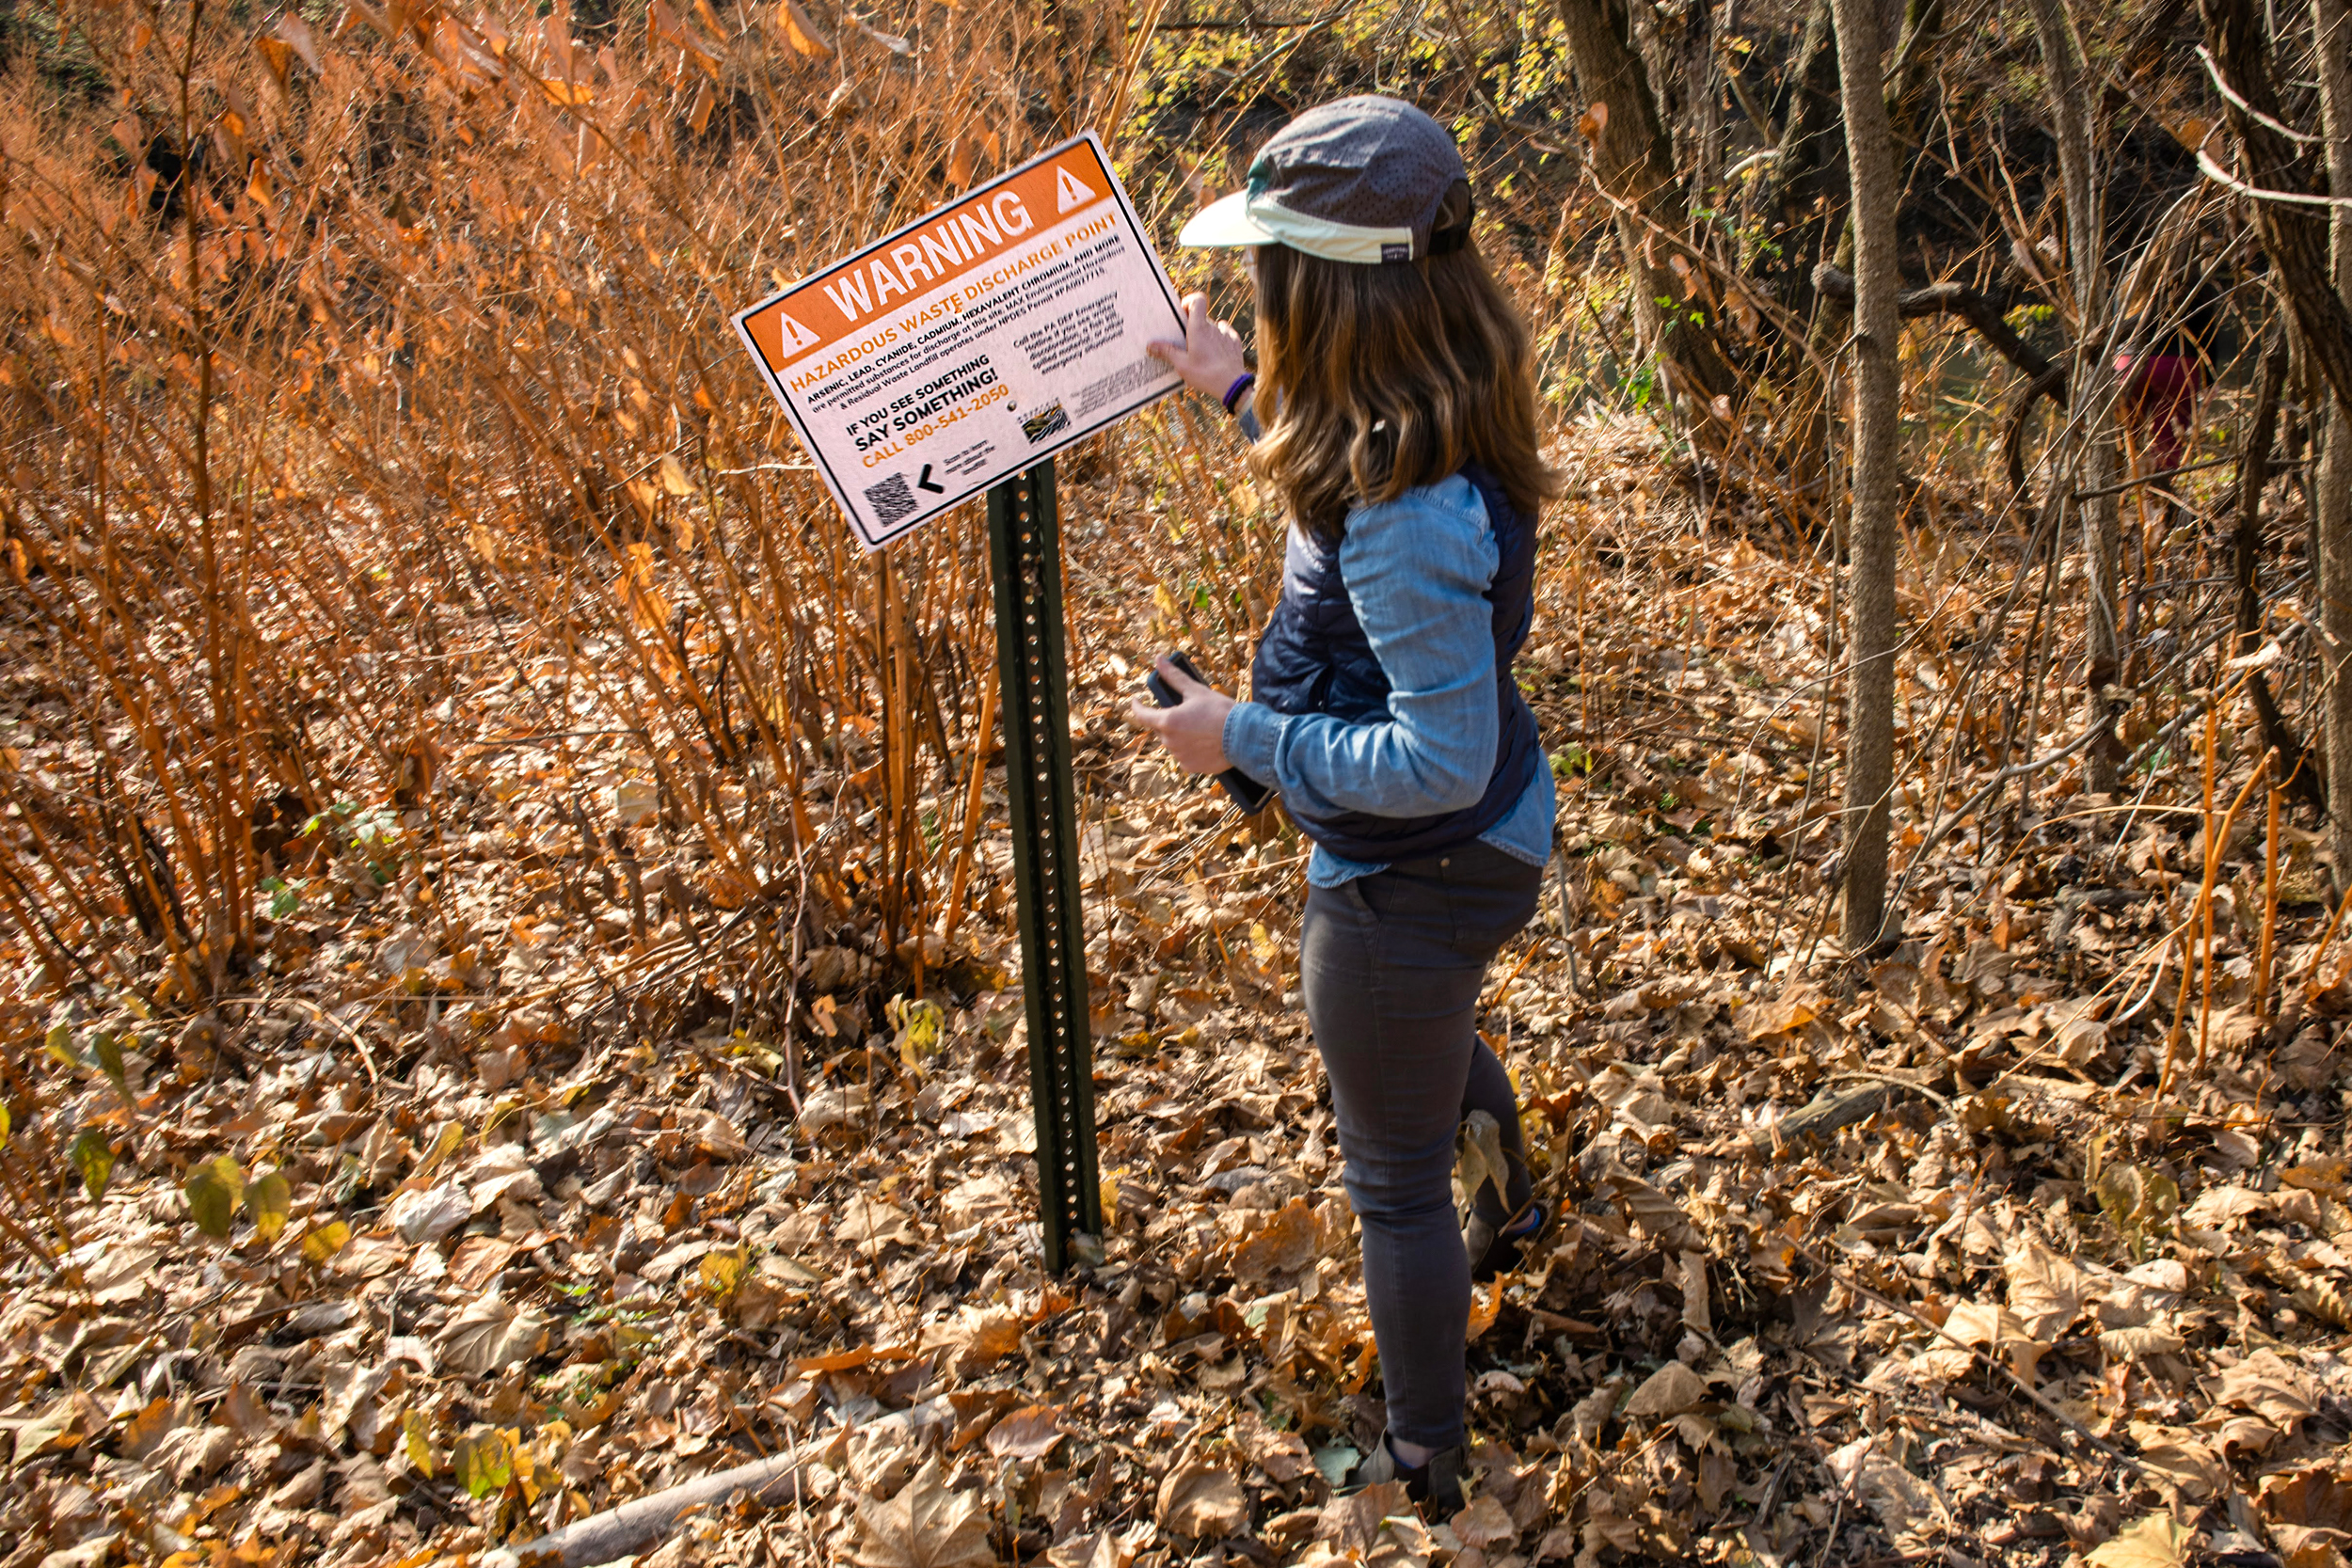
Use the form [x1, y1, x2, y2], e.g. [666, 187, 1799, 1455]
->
[1126, 96, 1560, 1513]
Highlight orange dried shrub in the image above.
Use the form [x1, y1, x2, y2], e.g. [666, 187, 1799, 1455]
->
[0, 0, 1120, 1041]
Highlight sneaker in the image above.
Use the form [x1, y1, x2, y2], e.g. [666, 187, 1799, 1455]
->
[1343, 1431, 1466, 1514]
[1462, 1199, 1546, 1282]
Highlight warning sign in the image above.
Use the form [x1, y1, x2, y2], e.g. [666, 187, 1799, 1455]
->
[733, 133, 1187, 550]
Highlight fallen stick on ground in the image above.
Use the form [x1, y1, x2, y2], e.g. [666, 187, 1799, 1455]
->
[1753, 1080, 1908, 1156]
[485, 1396, 956, 1568]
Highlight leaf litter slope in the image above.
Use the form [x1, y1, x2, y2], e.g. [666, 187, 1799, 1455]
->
[0, 1, 2347, 1560]
[5, 401, 2351, 1568]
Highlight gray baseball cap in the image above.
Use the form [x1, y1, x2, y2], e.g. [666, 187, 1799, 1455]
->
[1178, 95, 1474, 265]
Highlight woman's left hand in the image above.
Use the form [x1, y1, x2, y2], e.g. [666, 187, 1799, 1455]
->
[1123, 655, 1236, 775]
[1147, 293, 1249, 404]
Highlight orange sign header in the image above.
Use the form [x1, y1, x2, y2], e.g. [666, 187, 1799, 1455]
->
[742, 141, 1120, 375]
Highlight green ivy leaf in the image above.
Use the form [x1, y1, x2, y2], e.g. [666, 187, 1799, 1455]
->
[69, 1128, 115, 1202]
[183, 1155, 246, 1239]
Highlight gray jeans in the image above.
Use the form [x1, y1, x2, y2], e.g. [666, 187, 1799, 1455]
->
[1299, 840, 1541, 1449]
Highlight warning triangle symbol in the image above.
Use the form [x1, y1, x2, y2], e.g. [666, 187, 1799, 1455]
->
[1055, 166, 1097, 214]
[777, 312, 821, 353]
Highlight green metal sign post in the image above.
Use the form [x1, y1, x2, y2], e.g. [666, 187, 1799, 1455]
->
[984, 460, 1102, 1272]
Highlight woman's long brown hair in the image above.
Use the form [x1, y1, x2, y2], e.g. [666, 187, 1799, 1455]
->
[1250, 239, 1559, 540]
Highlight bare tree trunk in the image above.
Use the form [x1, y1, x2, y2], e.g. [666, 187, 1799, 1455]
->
[1556, 0, 1739, 408]
[2202, 0, 2352, 413]
[1771, 0, 1942, 510]
[2026, 0, 2123, 794]
[2315, 0, 2352, 871]
[1886, 0, 1947, 147]
[1760, 0, 1847, 289]
[1835, 0, 1901, 949]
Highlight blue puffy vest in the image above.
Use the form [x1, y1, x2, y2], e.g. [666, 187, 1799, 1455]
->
[1248, 464, 1540, 863]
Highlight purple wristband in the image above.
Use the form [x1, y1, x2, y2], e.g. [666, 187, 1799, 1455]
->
[1221, 372, 1256, 416]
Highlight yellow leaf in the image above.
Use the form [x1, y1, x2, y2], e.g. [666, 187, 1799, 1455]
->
[403, 1408, 434, 1476]
[659, 453, 696, 496]
[418, 1120, 465, 1174]
[891, 996, 945, 1070]
[452, 1427, 514, 1498]
[699, 1246, 748, 1298]
[184, 1155, 245, 1238]
[512, 1432, 543, 1504]
[301, 1219, 351, 1264]
[92, 1030, 126, 1092]
[69, 1128, 115, 1202]
[246, 1170, 292, 1243]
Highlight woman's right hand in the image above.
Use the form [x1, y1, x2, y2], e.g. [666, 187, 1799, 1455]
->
[1147, 293, 1249, 403]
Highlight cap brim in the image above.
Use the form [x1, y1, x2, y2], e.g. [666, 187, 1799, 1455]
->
[1177, 190, 1277, 248]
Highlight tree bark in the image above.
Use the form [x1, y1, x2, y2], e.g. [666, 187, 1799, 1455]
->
[1556, 0, 1738, 407]
[2203, 0, 2352, 409]
[1772, 0, 1943, 508]
[2233, 339, 2325, 810]
[2314, 0, 2352, 868]
[1835, 0, 1902, 949]
[1884, 0, 1947, 148]
[2026, 0, 2123, 794]
[1760, 0, 1848, 293]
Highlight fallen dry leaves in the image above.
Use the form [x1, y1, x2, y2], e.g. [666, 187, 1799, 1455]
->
[4, 412, 2351, 1568]
[853, 1459, 996, 1568]
[0, 24, 2350, 1568]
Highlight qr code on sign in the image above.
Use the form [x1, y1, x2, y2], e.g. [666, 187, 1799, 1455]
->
[864, 472, 918, 528]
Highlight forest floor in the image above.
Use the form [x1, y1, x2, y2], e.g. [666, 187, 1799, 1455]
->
[3, 411, 2351, 1568]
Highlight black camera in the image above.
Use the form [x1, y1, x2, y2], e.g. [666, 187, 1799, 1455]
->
[1144, 651, 1274, 816]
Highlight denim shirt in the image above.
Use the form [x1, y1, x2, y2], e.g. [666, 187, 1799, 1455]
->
[1219, 471, 1556, 888]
